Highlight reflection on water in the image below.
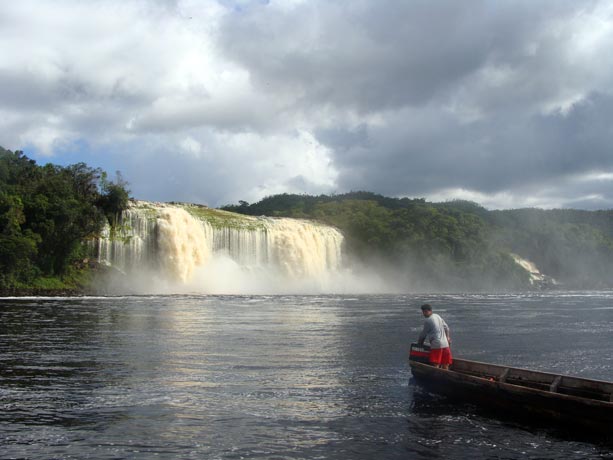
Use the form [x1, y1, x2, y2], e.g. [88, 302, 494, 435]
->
[1, 293, 612, 459]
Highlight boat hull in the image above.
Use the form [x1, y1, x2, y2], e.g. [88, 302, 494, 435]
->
[410, 359, 613, 434]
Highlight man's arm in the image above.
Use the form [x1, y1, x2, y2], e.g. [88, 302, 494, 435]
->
[417, 321, 430, 346]
[442, 319, 451, 344]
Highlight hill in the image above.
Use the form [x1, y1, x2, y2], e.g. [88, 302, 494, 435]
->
[223, 193, 613, 290]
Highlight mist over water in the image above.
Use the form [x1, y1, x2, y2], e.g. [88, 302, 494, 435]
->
[103, 256, 396, 295]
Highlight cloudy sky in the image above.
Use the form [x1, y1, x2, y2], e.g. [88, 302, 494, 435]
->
[2, 0, 613, 209]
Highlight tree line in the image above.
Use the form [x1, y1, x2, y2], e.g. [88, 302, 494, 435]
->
[0, 147, 130, 291]
[223, 192, 613, 290]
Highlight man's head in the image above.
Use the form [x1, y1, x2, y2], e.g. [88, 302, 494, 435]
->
[421, 304, 433, 317]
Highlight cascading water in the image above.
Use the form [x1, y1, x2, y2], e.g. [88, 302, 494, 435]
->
[157, 208, 210, 283]
[91, 201, 345, 293]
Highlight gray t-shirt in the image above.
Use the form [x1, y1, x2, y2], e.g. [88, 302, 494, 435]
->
[418, 313, 450, 349]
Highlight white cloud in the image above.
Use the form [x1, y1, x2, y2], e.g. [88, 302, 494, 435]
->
[179, 136, 202, 157]
[21, 125, 69, 157]
[2, 0, 613, 209]
[577, 171, 613, 182]
[425, 187, 565, 210]
[208, 129, 338, 204]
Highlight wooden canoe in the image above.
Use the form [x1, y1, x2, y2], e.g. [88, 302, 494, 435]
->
[408, 344, 613, 434]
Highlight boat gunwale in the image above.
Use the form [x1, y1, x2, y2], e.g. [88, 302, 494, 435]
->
[410, 359, 613, 408]
[450, 358, 613, 387]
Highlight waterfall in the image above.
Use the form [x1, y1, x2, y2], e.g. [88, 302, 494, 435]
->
[92, 201, 344, 292]
[157, 207, 210, 282]
[510, 253, 557, 288]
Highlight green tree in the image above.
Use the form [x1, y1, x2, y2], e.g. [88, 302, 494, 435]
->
[97, 171, 131, 225]
[0, 147, 131, 289]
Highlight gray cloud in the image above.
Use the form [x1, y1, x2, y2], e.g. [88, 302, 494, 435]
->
[217, 0, 613, 208]
[1, 0, 613, 209]
[320, 93, 613, 200]
[218, 0, 587, 112]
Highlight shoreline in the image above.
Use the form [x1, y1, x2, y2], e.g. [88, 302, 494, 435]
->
[0, 287, 85, 297]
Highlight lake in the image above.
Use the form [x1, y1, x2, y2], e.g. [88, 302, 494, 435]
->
[1, 293, 612, 459]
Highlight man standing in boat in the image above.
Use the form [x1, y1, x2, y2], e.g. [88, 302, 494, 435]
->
[417, 304, 452, 369]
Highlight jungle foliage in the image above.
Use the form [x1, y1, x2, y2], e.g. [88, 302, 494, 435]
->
[0, 147, 130, 290]
[223, 192, 613, 290]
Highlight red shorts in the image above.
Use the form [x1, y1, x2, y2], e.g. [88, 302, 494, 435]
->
[429, 347, 452, 365]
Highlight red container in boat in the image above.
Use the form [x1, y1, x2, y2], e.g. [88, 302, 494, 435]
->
[409, 342, 431, 363]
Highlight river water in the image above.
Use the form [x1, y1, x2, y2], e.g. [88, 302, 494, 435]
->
[1, 293, 612, 459]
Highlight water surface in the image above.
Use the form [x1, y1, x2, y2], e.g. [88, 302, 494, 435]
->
[1, 293, 612, 459]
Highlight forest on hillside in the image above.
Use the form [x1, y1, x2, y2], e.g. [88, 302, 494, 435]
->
[223, 192, 613, 290]
[0, 147, 130, 292]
